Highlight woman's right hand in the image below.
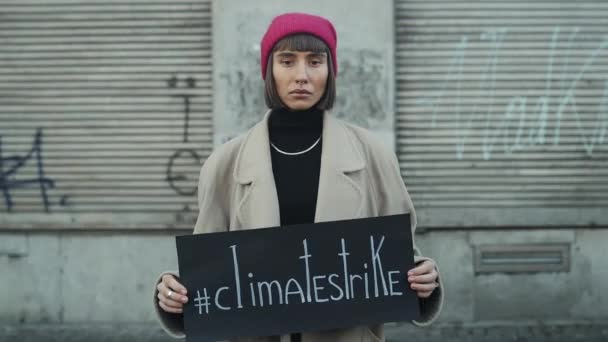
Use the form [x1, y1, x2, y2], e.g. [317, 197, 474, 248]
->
[157, 274, 189, 314]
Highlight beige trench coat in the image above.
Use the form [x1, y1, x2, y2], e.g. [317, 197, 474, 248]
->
[153, 111, 444, 341]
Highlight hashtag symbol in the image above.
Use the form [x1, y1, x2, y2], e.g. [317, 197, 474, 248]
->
[194, 288, 211, 315]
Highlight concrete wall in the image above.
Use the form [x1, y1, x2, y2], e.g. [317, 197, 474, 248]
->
[0, 232, 179, 324]
[417, 229, 608, 322]
[2, 228, 607, 326]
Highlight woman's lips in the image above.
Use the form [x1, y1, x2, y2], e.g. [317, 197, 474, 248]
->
[290, 90, 312, 99]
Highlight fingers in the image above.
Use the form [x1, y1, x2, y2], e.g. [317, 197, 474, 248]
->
[157, 291, 185, 309]
[159, 275, 189, 303]
[162, 274, 188, 295]
[417, 290, 434, 299]
[157, 277, 189, 314]
[406, 261, 439, 298]
[157, 281, 189, 304]
[408, 269, 438, 284]
[159, 300, 183, 314]
[411, 282, 438, 292]
[412, 280, 439, 299]
[408, 260, 435, 276]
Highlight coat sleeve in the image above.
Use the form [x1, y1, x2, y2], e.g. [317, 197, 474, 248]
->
[153, 152, 231, 338]
[371, 141, 444, 327]
[152, 270, 185, 338]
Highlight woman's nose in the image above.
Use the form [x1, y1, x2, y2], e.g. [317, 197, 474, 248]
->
[294, 63, 309, 84]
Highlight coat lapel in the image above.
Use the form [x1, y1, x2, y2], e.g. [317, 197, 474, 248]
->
[233, 111, 366, 230]
[232, 110, 281, 230]
[314, 114, 366, 222]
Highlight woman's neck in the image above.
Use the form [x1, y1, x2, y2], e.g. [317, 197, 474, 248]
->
[269, 107, 324, 129]
[268, 107, 324, 149]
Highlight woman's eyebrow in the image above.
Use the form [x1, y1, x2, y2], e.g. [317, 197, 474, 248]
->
[275, 51, 296, 58]
[307, 52, 327, 58]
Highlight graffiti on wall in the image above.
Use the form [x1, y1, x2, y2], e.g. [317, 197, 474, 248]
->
[219, 51, 267, 138]
[334, 48, 389, 128]
[415, 27, 608, 160]
[0, 128, 65, 212]
[165, 75, 202, 197]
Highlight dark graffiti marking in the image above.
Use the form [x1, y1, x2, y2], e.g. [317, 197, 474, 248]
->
[167, 75, 197, 143]
[166, 148, 201, 196]
[0, 128, 56, 212]
[219, 46, 267, 133]
[59, 194, 70, 207]
[166, 75, 201, 197]
[174, 204, 197, 225]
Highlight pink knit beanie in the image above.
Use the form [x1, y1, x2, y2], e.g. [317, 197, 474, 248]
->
[260, 12, 338, 79]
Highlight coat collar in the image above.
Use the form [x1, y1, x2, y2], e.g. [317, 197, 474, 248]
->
[232, 110, 367, 228]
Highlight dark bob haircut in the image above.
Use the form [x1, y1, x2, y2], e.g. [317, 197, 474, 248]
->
[264, 34, 336, 110]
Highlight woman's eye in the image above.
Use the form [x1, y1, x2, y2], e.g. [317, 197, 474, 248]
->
[280, 60, 293, 66]
[310, 60, 321, 66]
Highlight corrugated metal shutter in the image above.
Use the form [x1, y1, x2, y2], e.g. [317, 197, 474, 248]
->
[395, 1, 608, 228]
[0, 0, 212, 229]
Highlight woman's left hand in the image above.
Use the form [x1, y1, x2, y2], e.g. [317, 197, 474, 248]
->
[407, 260, 439, 298]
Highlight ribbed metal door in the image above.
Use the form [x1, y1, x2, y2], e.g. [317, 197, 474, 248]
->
[0, 0, 212, 229]
[395, 0, 608, 228]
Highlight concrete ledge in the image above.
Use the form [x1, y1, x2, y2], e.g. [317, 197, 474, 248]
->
[1, 321, 608, 342]
[387, 320, 608, 342]
[0, 323, 173, 342]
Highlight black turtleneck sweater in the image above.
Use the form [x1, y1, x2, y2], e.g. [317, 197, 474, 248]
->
[268, 107, 323, 227]
[268, 107, 323, 342]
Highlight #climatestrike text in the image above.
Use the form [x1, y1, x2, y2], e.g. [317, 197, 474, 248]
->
[193, 235, 404, 315]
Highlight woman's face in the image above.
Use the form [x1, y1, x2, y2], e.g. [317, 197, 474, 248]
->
[272, 50, 328, 111]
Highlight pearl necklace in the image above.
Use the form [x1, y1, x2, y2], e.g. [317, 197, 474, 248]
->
[270, 137, 321, 156]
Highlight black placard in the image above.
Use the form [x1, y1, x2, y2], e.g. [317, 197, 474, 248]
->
[176, 214, 420, 341]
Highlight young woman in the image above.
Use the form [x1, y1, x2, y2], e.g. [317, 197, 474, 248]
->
[154, 12, 443, 342]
